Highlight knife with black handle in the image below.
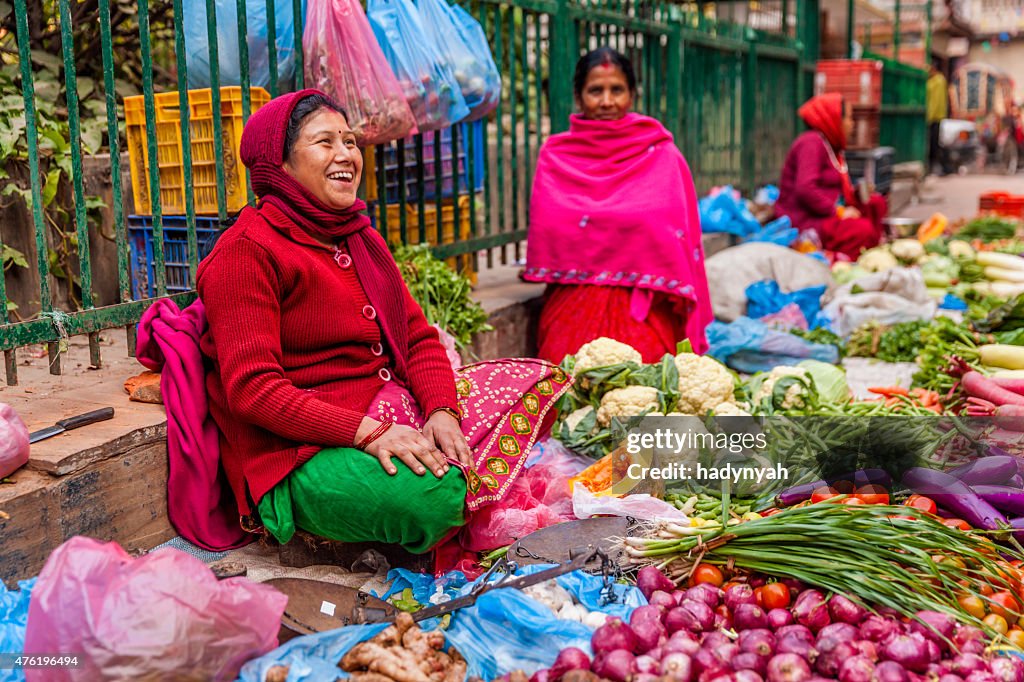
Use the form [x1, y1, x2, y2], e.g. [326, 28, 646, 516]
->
[29, 407, 115, 444]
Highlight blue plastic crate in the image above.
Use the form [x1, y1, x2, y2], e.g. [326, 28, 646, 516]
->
[375, 120, 485, 202]
[128, 215, 222, 299]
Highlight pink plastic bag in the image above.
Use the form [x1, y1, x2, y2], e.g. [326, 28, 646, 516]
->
[759, 302, 809, 331]
[303, 0, 417, 146]
[459, 440, 588, 551]
[0, 403, 29, 479]
[24, 537, 287, 682]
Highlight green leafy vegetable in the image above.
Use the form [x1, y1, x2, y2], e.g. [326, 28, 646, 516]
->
[797, 359, 849, 404]
[392, 243, 493, 350]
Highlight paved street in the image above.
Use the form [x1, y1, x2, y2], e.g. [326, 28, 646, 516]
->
[897, 172, 1024, 223]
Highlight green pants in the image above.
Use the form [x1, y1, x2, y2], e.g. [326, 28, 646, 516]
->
[258, 447, 467, 554]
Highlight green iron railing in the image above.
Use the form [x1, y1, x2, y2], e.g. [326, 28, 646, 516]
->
[1, 0, 815, 385]
[865, 50, 928, 164]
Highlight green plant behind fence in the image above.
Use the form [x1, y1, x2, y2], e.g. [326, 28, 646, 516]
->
[0, 0, 912, 385]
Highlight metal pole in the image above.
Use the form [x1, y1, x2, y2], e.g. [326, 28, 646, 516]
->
[893, 0, 901, 62]
[847, 0, 855, 58]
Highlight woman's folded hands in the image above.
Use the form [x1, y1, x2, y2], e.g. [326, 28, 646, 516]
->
[356, 413, 471, 477]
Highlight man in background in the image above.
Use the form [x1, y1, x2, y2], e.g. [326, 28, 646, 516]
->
[927, 62, 949, 175]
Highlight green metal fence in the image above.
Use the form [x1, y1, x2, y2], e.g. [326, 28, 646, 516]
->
[1, 0, 815, 384]
[865, 50, 928, 164]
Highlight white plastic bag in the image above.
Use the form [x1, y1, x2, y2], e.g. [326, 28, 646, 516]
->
[571, 485, 689, 523]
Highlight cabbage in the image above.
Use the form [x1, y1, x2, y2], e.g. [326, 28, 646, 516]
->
[797, 359, 850, 405]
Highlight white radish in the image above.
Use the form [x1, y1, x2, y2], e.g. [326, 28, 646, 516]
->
[984, 265, 1024, 283]
[977, 251, 1024, 271]
[979, 344, 1024, 370]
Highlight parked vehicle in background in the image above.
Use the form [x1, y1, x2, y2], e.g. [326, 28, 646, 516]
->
[937, 118, 981, 175]
[949, 63, 1021, 174]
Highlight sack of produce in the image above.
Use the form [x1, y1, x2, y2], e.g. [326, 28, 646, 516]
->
[23, 537, 287, 682]
[304, 0, 418, 145]
[417, 0, 501, 121]
[368, 0, 469, 132]
[182, 0, 301, 90]
[0, 402, 29, 479]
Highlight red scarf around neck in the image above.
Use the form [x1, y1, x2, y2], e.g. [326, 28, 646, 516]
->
[239, 89, 411, 378]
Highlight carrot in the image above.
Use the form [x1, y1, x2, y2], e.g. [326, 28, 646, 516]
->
[885, 396, 902, 408]
[869, 386, 910, 397]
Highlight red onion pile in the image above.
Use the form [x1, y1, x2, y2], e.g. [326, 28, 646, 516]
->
[524, 567, 1024, 682]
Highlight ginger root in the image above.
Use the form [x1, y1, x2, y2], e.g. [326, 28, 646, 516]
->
[265, 665, 290, 682]
[339, 610, 468, 682]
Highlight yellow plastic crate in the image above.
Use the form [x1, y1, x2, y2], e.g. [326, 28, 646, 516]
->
[372, 195, 477, 285]
[125, 87, 271, 216]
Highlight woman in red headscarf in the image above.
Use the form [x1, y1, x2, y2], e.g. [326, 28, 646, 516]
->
[776, 93, 888, 260]
[197, 90, 569, 556]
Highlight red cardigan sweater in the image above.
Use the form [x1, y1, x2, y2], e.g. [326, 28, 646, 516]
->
[197, 203, 459, 516]
[775, 131, 844, 234]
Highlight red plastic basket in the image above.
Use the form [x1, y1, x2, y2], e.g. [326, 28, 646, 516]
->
[979, 192, 1024, 219]
[814, 60, 884, 108]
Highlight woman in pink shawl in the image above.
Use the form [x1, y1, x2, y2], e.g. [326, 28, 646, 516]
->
[524, 48, 713, 363]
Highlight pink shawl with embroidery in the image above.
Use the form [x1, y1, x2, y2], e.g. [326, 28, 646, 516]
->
[523, 113, 712, 353]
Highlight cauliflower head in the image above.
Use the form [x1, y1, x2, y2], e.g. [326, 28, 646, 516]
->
[858, 248, 898, 273]
[712, 402, 751, 417]
[596, 386, 660, 426]
[891, 239, 926, 263]
[564, 406, 596, 434]
[948, 240, 976, 260]
[674, 353, 736, 415]
[573, 337, 642, 374]
[755, 366, 812, 410]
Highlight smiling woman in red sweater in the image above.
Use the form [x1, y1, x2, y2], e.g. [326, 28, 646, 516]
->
[198, 90, 568, 553]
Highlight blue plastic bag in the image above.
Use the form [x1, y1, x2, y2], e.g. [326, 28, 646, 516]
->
[940, 294, 968, 311]
[368, 0, 469, 132]
[239, 566, 644, 681]
[0, 578, 34, 682]
[746, 280, 827, 327]
[183, 0, 301, 90]
[707, 317, 840, 373]
[447, 4, 501, 121]
[699, 186, 762, 236]
[743, 216, 798, 247]
[417, 0, 499, 121]
[237, 623, 389, 682]
[379, 568, 468, 606]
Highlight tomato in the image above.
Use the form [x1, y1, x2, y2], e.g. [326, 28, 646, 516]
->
[833, 480, 856, 494]
[985, 613, 1010, 635]
[692, 564, 725, 587]
[990, 591, 1021, 620]
[758, 582, 791, 610]
[942, 518, 972, 531]
[811, 486, 842, 504]
[958, 595, 987, 620]
[905, 495, 937, 515]
[843, 497, 866, 506]
[855, 484, 890, 505]
[1007, 628, 1024, 650]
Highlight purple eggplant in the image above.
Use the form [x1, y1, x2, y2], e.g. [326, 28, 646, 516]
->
[1008, 517, 1024, 543]
[1011, 474, 1024, 488]
[901, 468, 1006, 531]
[970, 485, 1024, 515]
[777, 468, 892, 506]
[948, 456, 1019, 486]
